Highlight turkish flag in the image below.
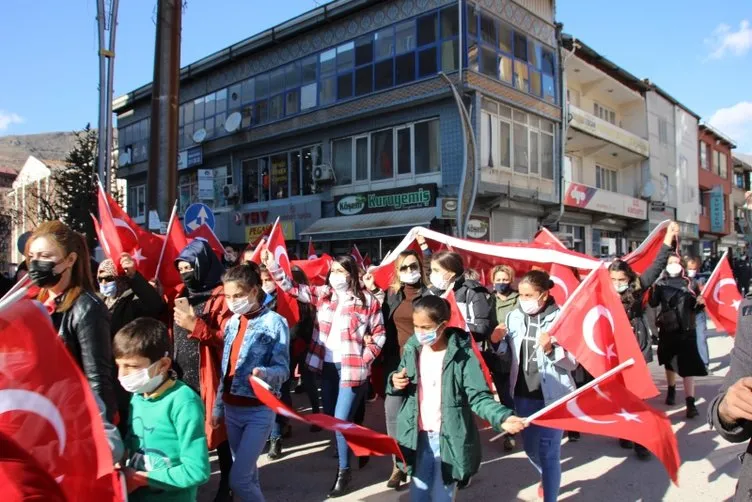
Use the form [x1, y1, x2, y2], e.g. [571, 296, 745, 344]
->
[188, 223, 225, 262]
[549, 263, 580, 306]
[444, 290, 496, 396]
[351, 244, 365, 269]
[0, 431, 67, 502]
[249, 376, 404, 462]
[532, 368, 680, 483]
[156, 211, 189, 292]
[92, 210, 125, 273]
[292, 254, 333, 287]
[702, 251, 742, 336]
[363, 253, 372, 268]
[0, 300, 121, 501]
[97, 184, 163, 279]
[307, 238, 317, 260]
[534, 227, 568, 250]
[549, 266, 659, 399]
[267, 220, 300, 326]
[623, 220, 671, 275]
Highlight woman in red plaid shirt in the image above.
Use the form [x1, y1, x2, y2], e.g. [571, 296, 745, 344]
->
[262, 251, 386, 498]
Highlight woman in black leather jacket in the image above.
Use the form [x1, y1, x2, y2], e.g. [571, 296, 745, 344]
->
[26, 221, 117, 422]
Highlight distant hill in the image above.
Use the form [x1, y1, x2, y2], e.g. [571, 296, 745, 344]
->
[0, 132, 79, 173]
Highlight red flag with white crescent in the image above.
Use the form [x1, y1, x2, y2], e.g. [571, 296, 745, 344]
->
[548, 266, 659, 399]
[622, 220, 670, 275]
[292, 254, 333, 287]
[0, 300, 121, 501]
[549, 263, 580, 306]
[532, 367, 679, 483]
[533, 227, 568, 250]
[188, 223, 225, 262]
[249, 377, 404, 461]
[702, 251, 742, 336]
[307, 238, 317, 260]
[266, 219, 300, 326]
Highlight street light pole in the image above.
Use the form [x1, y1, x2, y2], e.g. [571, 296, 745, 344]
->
[96, 0, 119, 193]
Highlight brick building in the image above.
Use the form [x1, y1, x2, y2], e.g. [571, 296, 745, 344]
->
[113, 0, 563, 257]
[698, 123, 735, 255]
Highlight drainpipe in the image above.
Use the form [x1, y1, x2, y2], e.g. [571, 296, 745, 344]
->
[549, 22, 567, 229]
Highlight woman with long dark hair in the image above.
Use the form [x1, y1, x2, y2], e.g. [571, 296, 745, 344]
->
[262, 251, 385, 498]
[26, 221, 117, 421]
[649, 254, 707, 418]
[607, 221, 679, 459]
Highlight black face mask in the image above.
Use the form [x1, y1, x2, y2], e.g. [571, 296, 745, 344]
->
[494, 283, 511, 294]
[28, 260, 64, 288]
[180, 271, 201, 291]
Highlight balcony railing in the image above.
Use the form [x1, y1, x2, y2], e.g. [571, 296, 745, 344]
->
[568, 105, 650, 158]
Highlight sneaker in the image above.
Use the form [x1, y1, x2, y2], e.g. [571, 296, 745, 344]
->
[686, 397, 699, 419]
[567, 431, 581, 442]
[457, 478, 472, 490]
[634, 443, 651, 460]
[503, 434, 516, 452]
[268, 438, 283, 460]
[619, 439, 634, 449]
[665, 385, 676, 406]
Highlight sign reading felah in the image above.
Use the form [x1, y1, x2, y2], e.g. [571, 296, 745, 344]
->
[334, 184, 437, 216]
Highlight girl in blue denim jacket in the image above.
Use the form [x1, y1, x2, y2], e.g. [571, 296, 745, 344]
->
[498, 270, 576, 502]
[212, 264, 290, 502]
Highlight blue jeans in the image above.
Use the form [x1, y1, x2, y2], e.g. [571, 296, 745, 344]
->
[269, 377, 292, 440]
[225, 404, 275, 502]
[515, 396, 563, 502]
[321, 362, 367, 470]
[411, 431, 456, 502]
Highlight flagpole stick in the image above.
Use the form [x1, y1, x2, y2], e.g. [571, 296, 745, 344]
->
[0, 285, 30, 314]
[490, 358, 636, 442]
[0, 274, 31, 304]
[153, 201, 179, 281]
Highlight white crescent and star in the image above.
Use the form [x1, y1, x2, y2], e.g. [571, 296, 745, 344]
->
[274, 245, 289, 270]
[551, 275, 569, 300]
[566, 394, 617, 425]
[582, 306, 617, 360]
[713, 278, 738, 306]
[0, 389, 66, 455]
[113, 218, 139, 245]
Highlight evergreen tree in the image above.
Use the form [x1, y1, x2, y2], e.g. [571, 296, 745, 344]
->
[53, 124, 99, 249]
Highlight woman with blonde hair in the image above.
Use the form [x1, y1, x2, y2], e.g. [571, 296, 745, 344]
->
[26, 220, 117, 421]
[370, 249, 433, 490]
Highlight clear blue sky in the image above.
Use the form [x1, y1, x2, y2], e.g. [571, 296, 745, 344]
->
[0, 0, 750, 152]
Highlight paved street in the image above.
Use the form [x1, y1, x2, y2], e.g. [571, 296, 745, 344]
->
[199, 328, 742, 502]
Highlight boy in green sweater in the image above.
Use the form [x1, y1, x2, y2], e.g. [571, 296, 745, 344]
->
[114, 318, 210, 502]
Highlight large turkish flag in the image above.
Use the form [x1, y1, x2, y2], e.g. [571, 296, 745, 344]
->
[702, 251, 742, 336]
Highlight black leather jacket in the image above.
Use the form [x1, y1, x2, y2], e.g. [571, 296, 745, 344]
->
[54, 291, 117, 421]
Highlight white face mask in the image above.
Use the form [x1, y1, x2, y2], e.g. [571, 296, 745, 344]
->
[613, 282, 629, 294]
[520, 297, 542, 315]
[666, 263, 683, 277]
[687, 270, 697, 278]
[329, 273, 349, 291]
[228, 296, 257, 316]
[400, 269, 422, 285]
[119, 360, 165, 394]
[430, 271, 452, 291]
[262, 282, 277, 295]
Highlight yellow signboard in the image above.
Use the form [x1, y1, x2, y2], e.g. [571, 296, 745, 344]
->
[246, 220, 295, 243]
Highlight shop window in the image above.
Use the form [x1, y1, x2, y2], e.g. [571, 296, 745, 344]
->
[301, 145, 319, 195]
[290, 150, 301, 196]
[270, 154, 288, 200]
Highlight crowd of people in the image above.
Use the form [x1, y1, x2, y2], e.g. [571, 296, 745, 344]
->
[3, 218, 734, 502]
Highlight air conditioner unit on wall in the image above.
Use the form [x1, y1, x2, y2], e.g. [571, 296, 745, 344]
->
[313, 164, 336, 183]
[223, 184, 240, 199]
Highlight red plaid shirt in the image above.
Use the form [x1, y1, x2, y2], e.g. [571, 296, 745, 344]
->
[271, 265, 385, 387]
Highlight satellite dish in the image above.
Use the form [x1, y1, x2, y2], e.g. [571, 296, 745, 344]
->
[641, 180, 655, 199]
[225, 112, 242, 133]
[193, 128, 207, 143]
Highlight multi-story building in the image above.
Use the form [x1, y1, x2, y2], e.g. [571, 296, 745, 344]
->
[698, 123, 735, 255]
[732, 154, 752, 252]
[114, 0, 563, 257]
[643, 83, 700, 257]
[560, 35, 649, 257]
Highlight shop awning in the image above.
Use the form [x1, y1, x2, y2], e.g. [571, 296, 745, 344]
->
[300, 207, 437, 241]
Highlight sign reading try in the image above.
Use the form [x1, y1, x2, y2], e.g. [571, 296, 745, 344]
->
[334, 184, 437, 217]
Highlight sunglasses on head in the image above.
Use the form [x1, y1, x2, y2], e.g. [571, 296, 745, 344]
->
[99, 276, 116, 283]
[399, 262, 419, 272]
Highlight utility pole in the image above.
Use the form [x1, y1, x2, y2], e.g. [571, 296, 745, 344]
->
[96, 0, 119, 192]
[147, 0, 182, 230]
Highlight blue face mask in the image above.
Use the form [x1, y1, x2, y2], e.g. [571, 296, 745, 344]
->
[99, 281, 118, 298]
[415, 322, 444, 346]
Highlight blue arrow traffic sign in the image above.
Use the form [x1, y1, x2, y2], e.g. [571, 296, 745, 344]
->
[184, 203, 215, 232]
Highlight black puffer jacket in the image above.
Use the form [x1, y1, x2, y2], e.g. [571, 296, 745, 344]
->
[103, 272, 166, 337]
[618, 244, 672, 362]
[431, 276, 496, 343]
[54, 290, 117, 421]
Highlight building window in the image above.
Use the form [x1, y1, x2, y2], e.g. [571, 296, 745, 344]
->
[213, 166, 233, 208]
[596, 165, 618, 192]
[178, 172, 198, 214]
[700, 141, 709, 170]
[118, 118, 150, 164]
[593, 102, 616, 125]
[736, 172, 746, 189]
[658, 118, 668, 145]
[331, 118, 441, 185]
[481, 98, 554, 179]
[127, 184, 146, 218]
[468, 6, 557, 103]
[714, 150, 721, 177]
[719, 152, 728, 179]
[560, 224, 585, 254]
[241, 144, 320, 204]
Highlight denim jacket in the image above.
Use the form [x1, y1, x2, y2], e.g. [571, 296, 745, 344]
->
[214, 308, 290, 417]
[498, 304, 577, 405]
